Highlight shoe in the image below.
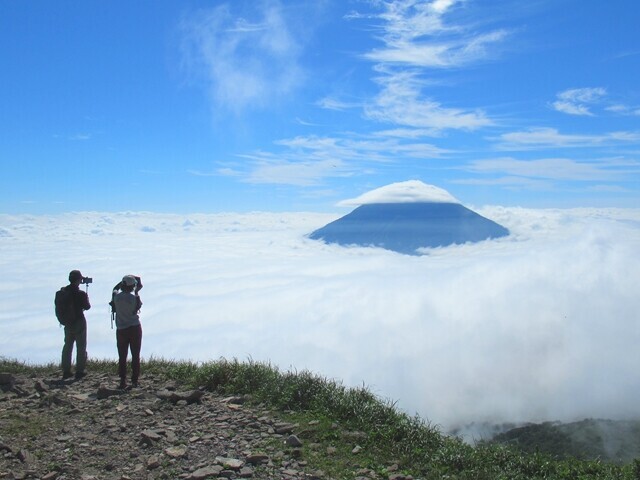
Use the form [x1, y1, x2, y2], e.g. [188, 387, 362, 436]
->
[62, 372, 73, 380]
[74, 371, 86, 380]
[119, 380, 127, 390]
[131, 379, 139, 388]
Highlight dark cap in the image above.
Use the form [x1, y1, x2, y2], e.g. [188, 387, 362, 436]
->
[69, 270, 83, 282]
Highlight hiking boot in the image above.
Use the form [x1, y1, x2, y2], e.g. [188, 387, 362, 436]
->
[75, 371, 86, 380]
[131, 380, 139, 388]
[62, 371, 73, 380]
[119, 380, 127, 390]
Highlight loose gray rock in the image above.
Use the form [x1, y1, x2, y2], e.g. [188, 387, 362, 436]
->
[0, 373, 15, 392]
[245, 453, 269, 465]
[156, 389, 205, 404]
[0, 371, 324, 480]
[188, 465, 224, 479]
[286, 434, 303, 447]
[215, 456, 244, 470]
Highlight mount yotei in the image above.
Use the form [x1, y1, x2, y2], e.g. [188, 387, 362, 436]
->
[309, 181, 509, 255]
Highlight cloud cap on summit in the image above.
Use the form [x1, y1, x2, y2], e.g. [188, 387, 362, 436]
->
[337, 180, 460, 207]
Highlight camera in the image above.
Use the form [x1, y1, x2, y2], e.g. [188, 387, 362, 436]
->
[81, 277, 93, 285]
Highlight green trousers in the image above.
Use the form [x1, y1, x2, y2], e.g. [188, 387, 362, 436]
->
[61, 323, 87, 375]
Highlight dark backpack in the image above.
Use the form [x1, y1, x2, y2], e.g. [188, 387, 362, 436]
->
[54, 287, 76, 326]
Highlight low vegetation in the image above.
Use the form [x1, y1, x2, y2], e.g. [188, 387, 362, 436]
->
[2, 356, 639, 479]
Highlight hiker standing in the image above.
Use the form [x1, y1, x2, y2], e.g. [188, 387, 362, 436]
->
[112, 275, 143, 389]
[60, 270, 91, 380]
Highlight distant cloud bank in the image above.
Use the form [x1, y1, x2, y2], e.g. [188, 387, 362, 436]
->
[2, 207, 640, 434]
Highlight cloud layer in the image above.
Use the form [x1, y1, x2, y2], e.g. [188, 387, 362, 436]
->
[2, 208, 640, 437]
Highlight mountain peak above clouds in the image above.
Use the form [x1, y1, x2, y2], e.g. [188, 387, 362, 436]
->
[310, 181, 509, 255]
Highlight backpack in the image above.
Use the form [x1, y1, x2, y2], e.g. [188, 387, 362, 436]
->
[54, 287, 76, 326]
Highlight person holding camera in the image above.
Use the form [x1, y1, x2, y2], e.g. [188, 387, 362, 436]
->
[112, 275, 143, 389]
[61, 270, 92, 380]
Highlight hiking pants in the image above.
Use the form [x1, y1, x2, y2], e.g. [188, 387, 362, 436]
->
[61, 324, 87, 375]
[116, 325, 142, 383]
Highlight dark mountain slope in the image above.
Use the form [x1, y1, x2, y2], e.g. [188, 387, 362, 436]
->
[487, 419, 640, 465]
[309, 202, 509, 255]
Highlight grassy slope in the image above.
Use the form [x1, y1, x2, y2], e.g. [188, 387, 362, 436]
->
[1, 357, 639, 480]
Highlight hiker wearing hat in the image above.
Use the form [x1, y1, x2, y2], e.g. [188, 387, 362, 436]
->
[60, 270, 92, 380]
[112, 274, 143, 389]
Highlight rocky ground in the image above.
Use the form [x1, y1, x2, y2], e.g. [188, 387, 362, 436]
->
[0, 371, 340, 480]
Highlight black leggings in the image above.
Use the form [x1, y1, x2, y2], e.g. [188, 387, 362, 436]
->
[116, 325, 142, 382]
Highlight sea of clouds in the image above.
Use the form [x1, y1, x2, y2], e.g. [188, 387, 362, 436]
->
[1, 207, 640, 438]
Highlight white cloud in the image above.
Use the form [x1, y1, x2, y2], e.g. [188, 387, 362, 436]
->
[495, 127, 640, 150]
[0, 207, 640, 436]
[373, 127, 443, 138]
[606, 104, 640, 116]
[353, 0, 502, 133]
[69, 133, 92, 141]
[187, 169, 218, 177]
[316, 97, 360, 111]
[246, 158, 349, 186]
[362, 0, 508, 68]
[3, 208, 640, 436]
[552, 101, 593, 116]
[337, 180, 459, 206]
[453, 176, 552, 190]
[552, 87, 607, 116]
[366, 71, 493, 131]
[465, 157, 639, 181]
[180, 2, 305, 112]
[226, 134, 447, 185]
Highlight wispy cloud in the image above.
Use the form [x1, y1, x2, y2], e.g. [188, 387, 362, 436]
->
[316, 96, 361, 111]
[187, 169, 219, 177]
[495, 127, 640, 150]
[180, 1, 305, 112]
[225, 134, 448, 185]
[355, 0, 504, 133]
[69, 133, 92, 141]
[587, 184, 631, 193]
[365, 70, 493, 130]
[53, 133, 93, 141]
[359, 0, 508, 68]
[465, 156, 640, 181]
[373, 127, 444, 139]
[193, 1, 506, 189]
[453, 175, 551, 190]
[365, 29, 509, 68]
[552, 87, 607, 116]
[240, 157, 349, 186]
[613, 49, 640, 60]
[606, 104, 640, 116]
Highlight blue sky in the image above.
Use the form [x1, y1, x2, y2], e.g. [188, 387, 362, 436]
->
[2, 0, 639, 214]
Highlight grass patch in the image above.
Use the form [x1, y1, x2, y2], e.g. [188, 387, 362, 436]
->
[1, 356, 638, 479]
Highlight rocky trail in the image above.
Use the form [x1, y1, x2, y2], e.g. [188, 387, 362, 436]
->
[0, 372, 332, 480]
